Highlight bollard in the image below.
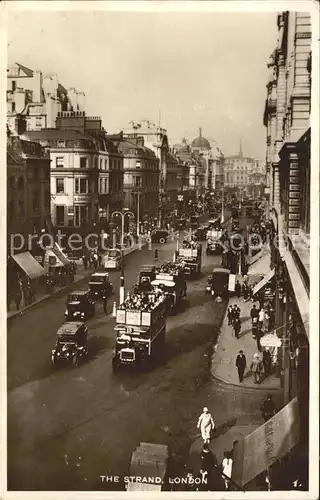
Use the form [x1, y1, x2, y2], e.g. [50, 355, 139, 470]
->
[112, 302, 117, 317]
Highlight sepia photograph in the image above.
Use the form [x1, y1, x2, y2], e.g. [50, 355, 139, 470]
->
[1, 1, 319, 498]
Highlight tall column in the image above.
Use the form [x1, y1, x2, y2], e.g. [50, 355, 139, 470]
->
[287, 152, 301, 235]
[272, 163, 280, 211]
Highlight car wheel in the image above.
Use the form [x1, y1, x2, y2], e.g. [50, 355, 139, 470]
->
[159, 237, 165, 244]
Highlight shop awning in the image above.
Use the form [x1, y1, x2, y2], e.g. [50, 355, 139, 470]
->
[232, 397, 300, 487]
[252, 269, 275, 296]
[248, 248, 264, 266]
[284, 249, 309, 339]
[260, 332, 282, 348]
[248, 251, 271, 275]
[44, 249, 63, 267]
[53, 243, 70, 266]
[11, 252, 45, 279]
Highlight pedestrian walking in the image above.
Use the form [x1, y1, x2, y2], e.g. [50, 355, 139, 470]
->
[242, 283, 249, 302]
[197, 407, 215, 444]
[235, 280, 241, 298]
[250, 304, 259, 321]
[251, 353, 263, 384]
[103, 295, 107, 315]
[262, 347, 272, 374]
[264, 309, 270, 332]
[235, 350, 246, 382]
[97, 253, 102, 268]
[234, 304, 241, 320]
[15, 289, 22, 311]
[256, 327, 263, 351]
[258, 307, 265, 330]
[82, 254, 88, 270]
[222, 451, 233, 490]
[233, 317, 241, 339]
[260, 395, 276, 422]
[227, 305, 233, 326]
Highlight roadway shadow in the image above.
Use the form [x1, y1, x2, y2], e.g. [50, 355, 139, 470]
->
[164, 321, 221, 363]
[88, 335, 114, 360]
[240, 315, 251, 323]
[238, 327, 252, 339]
[212, 417, 237, 440]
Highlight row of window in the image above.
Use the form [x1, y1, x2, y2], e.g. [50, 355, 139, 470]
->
[55, 177, 121, 194]
[55, 205, 89, 227]
[55, 156, 123, 170]
[8, 191, 50, 218]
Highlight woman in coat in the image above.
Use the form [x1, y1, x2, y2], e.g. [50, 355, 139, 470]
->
[197, 407, 215, 444]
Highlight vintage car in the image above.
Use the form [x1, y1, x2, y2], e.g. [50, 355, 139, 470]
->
[88, 272, 113, 300]
[150, 229, 170, 244]
[51, 322, 89, 367]
[65, 290, 95, 321]
[102, 248, 123, 270]
[138, 265, 157, 284]
[175, 217, 187, 230]
[194, 225, 209, 241]
[207, 267, 231, 300]
[190, 215, 200, 229]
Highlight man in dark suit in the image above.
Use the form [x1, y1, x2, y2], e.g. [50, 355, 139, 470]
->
[235, 350, 246, 383]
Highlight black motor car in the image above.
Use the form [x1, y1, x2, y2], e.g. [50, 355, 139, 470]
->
[51, 322, 89, 367]
[88, 272, 113, 301]
[138, 265, 157, 284]
[195, 225, 209, 241]
[65, 290, 95, 321]
[151, 229, 170, 243]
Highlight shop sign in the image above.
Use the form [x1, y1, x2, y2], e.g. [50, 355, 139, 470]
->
[74, 195, 90, 203]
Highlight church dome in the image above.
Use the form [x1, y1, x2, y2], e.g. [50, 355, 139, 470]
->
[191, 128, 210, 150]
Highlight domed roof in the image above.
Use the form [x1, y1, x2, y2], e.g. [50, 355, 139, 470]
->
[191, 128, 210, 150]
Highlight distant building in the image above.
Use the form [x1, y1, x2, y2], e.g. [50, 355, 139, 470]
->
[124, 122, 183, 209]
[7, 62, 85, 132]
[190, 128, 224, 193]
[7, 128, 51, 254]
[116, 136, 160, 219]
[24, 111, 124, 232]
[172, 139, 204, 211]
[224, 142, 265, 196]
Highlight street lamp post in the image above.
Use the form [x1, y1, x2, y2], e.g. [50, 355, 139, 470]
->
[221, 186, 225, 223]
[112, 209, 135, 304]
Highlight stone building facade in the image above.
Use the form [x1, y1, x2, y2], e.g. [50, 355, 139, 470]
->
[263, 11, 312, 484]
[7, 62, 84, 132]
[25, 111, 124, 232]
[7, 132, 51, 253]
[116, 136, 160, 220]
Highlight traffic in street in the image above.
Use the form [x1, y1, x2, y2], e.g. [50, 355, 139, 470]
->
[8, 223, 225, 490]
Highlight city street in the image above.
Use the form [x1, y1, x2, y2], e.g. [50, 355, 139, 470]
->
[7, 218, 271, 492]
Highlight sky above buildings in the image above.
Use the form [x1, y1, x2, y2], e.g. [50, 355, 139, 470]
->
[7, 7, 278, 159]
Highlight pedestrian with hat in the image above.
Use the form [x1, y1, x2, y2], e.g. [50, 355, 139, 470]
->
[235, 350, 246, 383]
[197, 407, 215, 444]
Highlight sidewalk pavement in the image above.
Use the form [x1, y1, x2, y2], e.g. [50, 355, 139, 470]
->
[211, 294, 280, 390]
[7, 242, 146, 321]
